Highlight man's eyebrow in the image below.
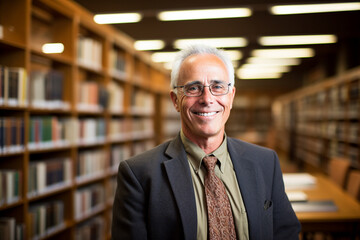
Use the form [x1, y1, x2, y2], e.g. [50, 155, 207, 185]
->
[209, 80, 226, 84]
[185, 80, 202, 85]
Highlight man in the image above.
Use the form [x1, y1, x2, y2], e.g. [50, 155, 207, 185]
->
[112, 45, 301, 240]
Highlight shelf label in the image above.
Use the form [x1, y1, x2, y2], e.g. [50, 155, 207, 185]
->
[0, 25, 3, 39]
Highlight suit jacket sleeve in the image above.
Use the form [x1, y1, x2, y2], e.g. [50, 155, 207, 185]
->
[111, 160, 147, 240]
[271, 151, 301, 239]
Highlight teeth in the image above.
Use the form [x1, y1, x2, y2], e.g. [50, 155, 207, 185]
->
[196, 112, 217, 116]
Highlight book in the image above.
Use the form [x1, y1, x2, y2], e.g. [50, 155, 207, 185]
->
[29, 200, 65, 239]
[0, 66, 27, 107]
[291, 200, 338, 212]
[0, 217, 15, 240]
[0, 170, 21, 206]
[28, 158, 72, 196]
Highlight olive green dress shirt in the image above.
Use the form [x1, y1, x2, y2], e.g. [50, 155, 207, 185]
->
[180, 131, 249, 240]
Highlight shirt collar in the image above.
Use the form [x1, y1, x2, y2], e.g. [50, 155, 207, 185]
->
[180, 130, 228, 173]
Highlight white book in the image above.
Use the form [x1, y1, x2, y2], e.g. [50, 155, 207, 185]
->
[6, 171, 14, 203]
[36, 162, 47, 193]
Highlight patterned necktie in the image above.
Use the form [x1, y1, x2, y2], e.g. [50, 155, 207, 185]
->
[203, 155, 237, 240]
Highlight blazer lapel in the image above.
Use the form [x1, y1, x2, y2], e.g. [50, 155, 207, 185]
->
[163, 135, 197, 240]
[227, 138, 262, 239]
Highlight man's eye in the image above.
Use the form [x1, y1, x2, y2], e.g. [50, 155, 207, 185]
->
[212, 84, 224, 90]
[187, 85, 201, 91]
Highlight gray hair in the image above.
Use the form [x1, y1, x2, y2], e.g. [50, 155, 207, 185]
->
[170, 44, 235, 93]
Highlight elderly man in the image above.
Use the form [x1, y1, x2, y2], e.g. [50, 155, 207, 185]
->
[112, 45, 301, 240]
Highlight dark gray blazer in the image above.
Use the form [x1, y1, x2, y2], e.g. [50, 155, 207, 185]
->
[111, 134, 301, 240]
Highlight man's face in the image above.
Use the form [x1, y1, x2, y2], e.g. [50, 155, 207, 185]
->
[170, 54, 235, 142]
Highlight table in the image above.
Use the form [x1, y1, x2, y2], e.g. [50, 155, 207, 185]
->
[284, 173, 360, 239]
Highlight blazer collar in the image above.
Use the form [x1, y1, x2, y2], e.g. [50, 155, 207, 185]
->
[163, 134, 197, 240]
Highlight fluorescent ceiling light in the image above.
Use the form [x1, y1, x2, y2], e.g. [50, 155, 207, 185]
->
[158, 8, 251, 21]
[42, 43, 64, 54]
[151, 52, 178, 63]
[252, 48, 315, 58]
[174, 37, 247, 49]
[134, 40, 165, 51]
[225, 50, 243, 61]
[94, 13, 142, 24]
[239, 65, 290, 73]
[259, 35, 337, 46]
[151, 50, 242, 64]
[270, 2, 360, 15]
[237, 71, 282, 79]
[247, 57, 301, 66]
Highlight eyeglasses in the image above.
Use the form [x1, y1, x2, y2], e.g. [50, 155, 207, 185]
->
[174, 82, 232, 97]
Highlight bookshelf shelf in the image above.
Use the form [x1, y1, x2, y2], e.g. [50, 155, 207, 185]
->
[274, 66, 360, 172]
[0, 0, 175, 239]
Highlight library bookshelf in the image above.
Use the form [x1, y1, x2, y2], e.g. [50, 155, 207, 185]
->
[273, 66, 360, 173]
[0, 0, 178, 239]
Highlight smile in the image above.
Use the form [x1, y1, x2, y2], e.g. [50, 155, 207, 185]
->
[194, 111, 217, 116]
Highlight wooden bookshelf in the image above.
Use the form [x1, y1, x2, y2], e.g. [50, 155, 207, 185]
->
[0, 0, 177, 239]
[226, 93, 274, 147]
[273, 66, 360, 173]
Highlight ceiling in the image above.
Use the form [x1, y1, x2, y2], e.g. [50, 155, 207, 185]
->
[73, 0, 360, 92]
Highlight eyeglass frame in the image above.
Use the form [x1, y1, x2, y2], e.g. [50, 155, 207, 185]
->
[173, 81, 232, 97]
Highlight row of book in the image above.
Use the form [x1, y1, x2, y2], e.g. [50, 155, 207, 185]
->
[75, 216, 104, 240]
[109, 49, 127, 80]
[74, 183, 105, 220]
[108, 118, 154, 141]
[76, 149, 107, 183]
[30, 70, 69, 110]
[28, 117, 73, 150]
[0, 117, 25, 154]
[133, 140, 156, 157]
[0, 66, 28, 107]
[77, 81, 109, 112]
[77, 36, 103, 71]
[110, 144, 131, 172]
[107, 177, 117, 204]
[107, 81, 124, 114]
[27, 117, 106, 150]
[28, 200, 64, 239]
[28, 158, 72, 197]
[296, 121, 351, 140]
[0, 217, 25, 240]
[130, 90, 155, 115]
[0, 170, 22, 207]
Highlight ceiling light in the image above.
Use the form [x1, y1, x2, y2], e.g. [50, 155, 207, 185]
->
[239, 65, 290, 73]
[259, 35, 337, 46]
[251, 48, 315, 58]
[270, 2, 360, 15]
[174, 37, 247, 49]
[237, 71, 282, 79]
[94, 13, 142, 24]
[225, 50, 243, 61]
[151, 52, 178, 63]
[158, 8, 251, 21]
[42, 43, 64, 54]
[247, 57, 301, 66]
[134, 40, 165, 51]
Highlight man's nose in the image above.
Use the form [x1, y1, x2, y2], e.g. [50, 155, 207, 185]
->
[199, 86, 214, 104]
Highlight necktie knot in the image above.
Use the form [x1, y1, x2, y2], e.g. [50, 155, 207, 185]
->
[203, 155, 218, 172]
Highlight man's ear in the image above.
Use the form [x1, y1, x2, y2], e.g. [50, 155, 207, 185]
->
[230, 86, 236, 110]
[170, 91, 180, 112]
